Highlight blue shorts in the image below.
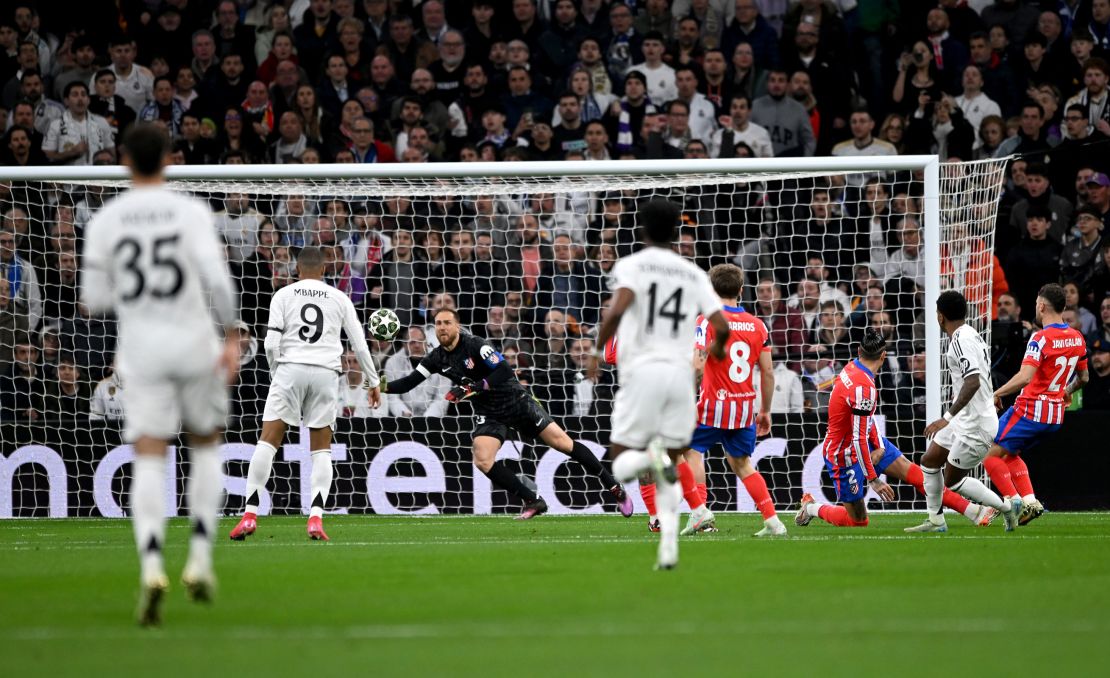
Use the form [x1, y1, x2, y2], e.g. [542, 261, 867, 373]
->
[995, 407, 1061, 454]
[824, 458, 867, 503]
[689, 423, 756, 458]
[873, 436, 904, 475]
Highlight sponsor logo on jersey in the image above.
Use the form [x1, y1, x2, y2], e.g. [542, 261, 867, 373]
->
[716, 388, 727, 400]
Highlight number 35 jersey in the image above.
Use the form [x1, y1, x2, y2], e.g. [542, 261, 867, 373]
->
[81, 186, 237, 376]
[694, 306, 770, 429]
[608, 247, 721, 376]
[267, 279, 364, 374]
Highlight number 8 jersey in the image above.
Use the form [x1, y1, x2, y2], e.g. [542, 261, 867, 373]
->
[694, 306, 770, 429]
[1014, 323, 1088, 424]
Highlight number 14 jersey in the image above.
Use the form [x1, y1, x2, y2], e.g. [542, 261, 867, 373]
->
[694, 306, 770, 429]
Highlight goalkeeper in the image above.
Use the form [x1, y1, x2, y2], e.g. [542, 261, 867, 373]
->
[385, 308, 633, 520]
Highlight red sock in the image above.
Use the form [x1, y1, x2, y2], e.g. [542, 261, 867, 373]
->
[639, 483, 656, 516]
[905, 463, 971, 514]
[742, 472, 777, 520]
[697, 482, 707, 506]
[817, 505, 869, 527]
[676, 462, 704, 509]
[1004, 455, 1035, 497]
[984, 456, 1018, 497]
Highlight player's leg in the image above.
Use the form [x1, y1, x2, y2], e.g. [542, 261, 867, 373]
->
[984, 407, 1022, 501]
[1005, 454, 1044, 525]
[908, 438, 950, 531]
[537, 419, 632, 517]
[945, 440, 1020, 531]
[796, 460, 869, 528]
[678, 426, 716, 536]
[728, 452, 787, 536]
[231, 418, 286, 540]
[131, 436, 171, 625]
[306, 426, 333, 541]
[653, 365, 701, 569]
[884, 454, 992, 526]
[638, 471, 659, 531]
[182, 428, 223, 600]
[471, 426, 545, 519]
[652, 443, 684, 570]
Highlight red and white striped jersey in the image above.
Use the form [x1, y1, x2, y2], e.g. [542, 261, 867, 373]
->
[694, 306, 771, 430]
[1014, 323, 1088, 424]
[822, 359, 880, 479]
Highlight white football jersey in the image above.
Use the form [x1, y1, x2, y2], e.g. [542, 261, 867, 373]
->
[945, 324, 998, 433]
[265, 278, 379, 385]
[609, 246, 722, 374]
[81, 186, 237, 377]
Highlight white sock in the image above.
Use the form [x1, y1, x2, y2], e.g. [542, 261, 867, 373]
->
[922, 466, 946, 525]
[655, 477, 680, 565]
[613, 451, 651, 482]
[962, 502, 982, 521]
[951, 476, 1007, 511]
[131, 454, 167, 583]
[805, 502, 822, 518]
[309, 450, 332, 519]
[765, 514, 785, 529]
[1022, 493, 1037, 505]
[244, 441, 276, 515]
[186, 444, 223, 574]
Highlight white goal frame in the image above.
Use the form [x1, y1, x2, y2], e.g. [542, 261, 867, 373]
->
[0, 155, 947, 423]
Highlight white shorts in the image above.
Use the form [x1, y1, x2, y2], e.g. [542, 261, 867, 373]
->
[120, 367, 228, 442]
[262, 363, 339, 429]
[610, 362, 697, 450]
[934, 421, 997, 470]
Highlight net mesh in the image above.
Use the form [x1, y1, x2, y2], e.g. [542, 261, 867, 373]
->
[0, 159, 1008, 517]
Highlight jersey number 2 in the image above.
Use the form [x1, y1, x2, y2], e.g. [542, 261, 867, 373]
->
[299, 303, 324, 343]
[646, 283, 687, 335]
[114, 235, 184, 302]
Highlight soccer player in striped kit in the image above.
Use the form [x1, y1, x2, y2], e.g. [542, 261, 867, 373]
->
[796, 329, 896, 527]
[984, 283, 1089, 526]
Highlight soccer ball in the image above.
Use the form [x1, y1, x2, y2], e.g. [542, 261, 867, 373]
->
[368, 308, 400, 341]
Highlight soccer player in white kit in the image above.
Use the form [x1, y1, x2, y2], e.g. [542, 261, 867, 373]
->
[80, 124, 241, 625]
[906, 291, 1018, 533]
[230, 246, 381, 542]
[591, 198, 729, 570]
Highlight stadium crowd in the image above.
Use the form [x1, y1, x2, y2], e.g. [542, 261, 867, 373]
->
[2, 0, 1110, 427]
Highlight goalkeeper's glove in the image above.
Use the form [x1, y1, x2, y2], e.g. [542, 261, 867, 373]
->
[378, 373, 389, 393]
[446, 378, 485, 402]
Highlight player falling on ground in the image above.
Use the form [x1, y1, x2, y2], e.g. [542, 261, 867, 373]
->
[385, 307, 633, 520]
[907, 291, 1016, 533]
[795, 329, 896, 527]
[80, 123, 240, 625]
[680, 263, 787, 537]
[230, 246, 381, 542]
[591, 198, 730, 569]
[982, 283, 1088, 526]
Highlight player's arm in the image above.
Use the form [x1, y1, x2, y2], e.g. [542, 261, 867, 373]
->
[1066, 369, 1089, 396]
[340, 297, 381, 401]
[263, 291, 286, 372]
[756, 349, 774, 436]
[993, 363, 1036, 401]
[705, 310, 729, 360]
[384, 352, 435, 394]
[79, 216, 114, 315]
[191, 204, 239, 330]
[590, 286, 635, 381]
[446, 343, 512, 402]
[924, 360, 983, 437]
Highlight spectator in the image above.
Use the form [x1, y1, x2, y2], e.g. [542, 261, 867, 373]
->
[1049, 105, 1108, 201]
[337, 348, 387, 418]
[769, 360, 806, 414]
[710, 93, 772, 158]
[1007, 205, 1064, 319]
[89, 362, 124, 422]
[955, 65, 1002, 150]
[1091, 242, 1110, 304]
[2, 123, 46, 166]
[1064, 57, 1110, 134]
[551, 91, 586, 153]
[13, 69, 62, 136]
[674, 65, 717, 143]
[255, 5, 294, 67]
[568, 67, 615, 124]
[1009, 162, 1073, 244]
[634, 0, 673, 43]
[44, 352, 90, 419]
[1064, 280, 1099, 336]
[384, 326, 450, 417]
[199, 51, 250, 119]
[214, 193, 263, 264]
[349, 116, 396, 162]
[832, 110, 896, 185]
[268, 110, 310, 163]
[1091, 296, 1110, 345]
[755, 276, 805, 369]
[137, 76, 185, 139]
[317, 53, 352, 119]
[0, 225, 40, 331]
[103, 36, 153, 116]
[604, 2, 643, 87]
[995, 99, 1054, 163]
[1084, 338, 1110, 409]
[1061, 205, 1106, 288]
[721, 0, 779, 71]
[626, 31, 674, 107]
[536, 233, 598, 324]
[884, 218, 925, 288]
[257, 31, 298, 86]
[752, 69, 815, 157]
[53, 34, 99, 101]
[0, 333, 46, 421]
[190, 28, 219, 83]
[0, 278, 28, 373]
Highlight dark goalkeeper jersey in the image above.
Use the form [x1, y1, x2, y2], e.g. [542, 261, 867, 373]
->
[416, 333, 528, 417]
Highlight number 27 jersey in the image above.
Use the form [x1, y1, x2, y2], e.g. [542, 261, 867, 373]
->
[1015, 323, 1088, 424]
[694, 306, 770, 429]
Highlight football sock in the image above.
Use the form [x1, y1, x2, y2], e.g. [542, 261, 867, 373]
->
[921, 465, 945, 524]
[741, 472, 777, 520]
[983, 456, 1018, 498]
[244, 440, 277, 515]
[655, 473, 680, 564]
[486, 460, 538, 502]
[696, 482, 707, 506]
[131, 454, 167, 583]
[950, 476, 1007, 511]
[309, 450, 332, 519]
[567, 441, 619, 488]
[1004, 455, 1035, 500]
[639, 482, 657, 517]
[186, 443, 222, 573]
[612, 450, 651, 482]
[904, 462, 973, 515]
[676, 462, 704, 510]
[816, 504, 868, 527]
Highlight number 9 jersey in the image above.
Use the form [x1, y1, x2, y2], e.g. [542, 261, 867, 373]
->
[266, 278, 372, 375]
[694, 306, 770, 429]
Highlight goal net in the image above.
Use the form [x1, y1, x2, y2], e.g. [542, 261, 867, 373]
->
[0, 157, 1008, 517]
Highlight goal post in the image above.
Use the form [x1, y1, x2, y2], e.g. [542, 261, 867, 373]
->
[0, 156, 1008, 517]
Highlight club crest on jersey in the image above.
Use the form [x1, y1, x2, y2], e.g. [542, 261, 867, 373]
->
[465, 358, 475, 369]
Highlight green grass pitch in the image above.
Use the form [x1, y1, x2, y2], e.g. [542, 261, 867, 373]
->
[3, 513, 1109, 677]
